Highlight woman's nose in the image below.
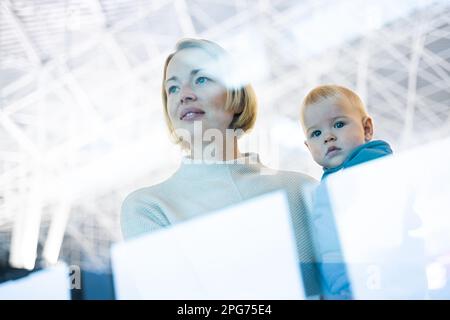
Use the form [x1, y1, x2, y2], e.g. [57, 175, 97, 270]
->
[180, 85, 197, 104]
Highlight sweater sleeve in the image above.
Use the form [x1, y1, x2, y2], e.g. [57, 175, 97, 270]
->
[120, 189, 171, 240]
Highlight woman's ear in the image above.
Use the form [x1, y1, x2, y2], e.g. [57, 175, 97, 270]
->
[363, 116, 374, 142]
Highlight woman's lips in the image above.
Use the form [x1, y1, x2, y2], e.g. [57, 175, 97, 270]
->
[180, 107, 205, 121]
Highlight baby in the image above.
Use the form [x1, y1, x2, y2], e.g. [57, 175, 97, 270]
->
[300, 85, 393, 299]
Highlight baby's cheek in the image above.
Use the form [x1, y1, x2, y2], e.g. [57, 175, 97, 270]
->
[337, 153, 348, 165]
[315, 150, 325, 164]
[313, 149, 324, 158]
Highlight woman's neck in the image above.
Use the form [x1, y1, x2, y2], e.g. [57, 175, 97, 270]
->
[188, 137, 241, 162]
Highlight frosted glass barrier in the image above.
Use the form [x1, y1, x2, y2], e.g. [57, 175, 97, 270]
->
[327, 137, 450, 299]
[111, 191, 304, 300]
[0, 263, 70, 300]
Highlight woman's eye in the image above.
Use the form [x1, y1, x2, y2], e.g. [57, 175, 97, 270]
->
[195, 76, 208, 85]
[334, 121, 345, 128]
[168, 86, 179, 94]
[311, 130, 321, 138]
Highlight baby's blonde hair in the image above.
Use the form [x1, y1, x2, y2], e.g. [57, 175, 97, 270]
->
[300, 85, 368, 126]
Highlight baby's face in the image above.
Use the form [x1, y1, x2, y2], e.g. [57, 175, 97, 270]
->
[303, 99, 371, 169]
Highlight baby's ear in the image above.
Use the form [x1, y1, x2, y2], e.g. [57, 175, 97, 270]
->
[363, 116, 374, 141]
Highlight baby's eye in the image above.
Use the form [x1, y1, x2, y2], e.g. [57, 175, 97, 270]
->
[310, 130, 321, 138]
[195, 76, 209, 85]
[167, 85, 179, 95]
[334, 121, 345, 129]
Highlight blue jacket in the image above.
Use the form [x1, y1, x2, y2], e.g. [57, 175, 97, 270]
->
[312, 140, 392, 299]
[322, 140, 393, 180]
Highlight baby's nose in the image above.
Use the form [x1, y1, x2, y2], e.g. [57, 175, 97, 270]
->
[325, 134, 336, 143]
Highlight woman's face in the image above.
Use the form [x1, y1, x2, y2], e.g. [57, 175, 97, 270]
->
[165, 48, 234, 140]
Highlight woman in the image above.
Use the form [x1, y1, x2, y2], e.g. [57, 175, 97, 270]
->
[121, 38, 319, 295]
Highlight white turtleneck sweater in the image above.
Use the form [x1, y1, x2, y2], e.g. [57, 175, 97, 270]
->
[121, 153, 320, 295]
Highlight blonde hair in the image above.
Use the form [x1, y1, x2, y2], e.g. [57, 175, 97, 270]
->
[300, 84, 369, 126]
[162, 38, 258, 144]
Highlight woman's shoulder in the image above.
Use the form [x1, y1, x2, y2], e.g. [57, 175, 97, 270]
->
[278, 168, 317, 182]
[121, 182, 176, 239]
[247, 164, 318, 199]
[259, 164, 318, 185]
[122, 178, 177, 208]
[122, 185, 156, 205]
[120, 180, 177, 234]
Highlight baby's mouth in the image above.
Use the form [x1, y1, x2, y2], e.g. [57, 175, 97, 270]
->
[326, 146, 341, 156]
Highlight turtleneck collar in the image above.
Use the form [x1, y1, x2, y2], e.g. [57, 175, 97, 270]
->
[181, 152, 260, 165]
[174, 152, 263, 180]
